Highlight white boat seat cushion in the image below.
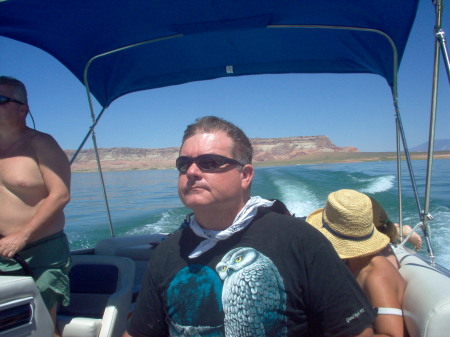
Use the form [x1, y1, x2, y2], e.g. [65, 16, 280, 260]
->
[397, 249, 450, 337]
[57, 255, 135, 337]
[56, 316, 102, 337]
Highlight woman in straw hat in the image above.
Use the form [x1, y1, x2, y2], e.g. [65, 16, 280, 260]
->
[307, 189, 408, 337]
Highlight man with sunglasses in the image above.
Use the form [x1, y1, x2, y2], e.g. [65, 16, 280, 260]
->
[0, 76, 71, 337]
[125, 116, 375, 337]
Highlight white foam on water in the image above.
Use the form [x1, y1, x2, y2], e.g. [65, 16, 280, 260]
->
[127, 211, 178, 235]
[67, 232, 98, 250]
[358, 175, 395, 194]
[427, 206, 450, 269]
[272, 178, 322, 217]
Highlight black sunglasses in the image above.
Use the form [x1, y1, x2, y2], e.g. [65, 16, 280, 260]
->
[0, 95, 25, 105]
[176, 154, 244, 173]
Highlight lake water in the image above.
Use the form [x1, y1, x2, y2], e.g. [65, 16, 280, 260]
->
[65, 159, 450, 269]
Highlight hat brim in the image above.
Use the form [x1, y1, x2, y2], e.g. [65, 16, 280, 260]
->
[306, 208, 390, 259]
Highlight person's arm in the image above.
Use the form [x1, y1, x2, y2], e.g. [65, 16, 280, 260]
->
[0, 133, 70, 257]
[363, 259, 406, 337]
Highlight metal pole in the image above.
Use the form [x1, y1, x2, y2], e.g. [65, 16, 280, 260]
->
[422, 0, 446, 263]
[436, 29, 450, 83]
[69, 107, 107, 165]
[75, 33, 184, 237]
[83, 66, 115, 237]
[394, 102, 403, 240]
[91, 129, 115, 237]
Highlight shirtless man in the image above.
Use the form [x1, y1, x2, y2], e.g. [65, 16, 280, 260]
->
[0, 76, 71, 337]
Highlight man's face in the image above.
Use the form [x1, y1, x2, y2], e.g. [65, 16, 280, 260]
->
[177, 131, 253, 216]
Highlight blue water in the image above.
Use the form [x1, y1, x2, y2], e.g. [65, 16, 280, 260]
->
[65, 159, 450, 268]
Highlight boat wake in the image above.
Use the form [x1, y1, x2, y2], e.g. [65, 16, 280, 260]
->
[357, 175, 395, 194]
[270, 177, 322, 217]
[128, 209, 185, 235]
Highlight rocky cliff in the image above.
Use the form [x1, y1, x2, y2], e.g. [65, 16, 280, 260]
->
[251, 136, 357, 162]
[66, 135, 357, 172]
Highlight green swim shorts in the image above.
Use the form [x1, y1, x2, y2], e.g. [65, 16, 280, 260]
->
[0, 231, 72, 310]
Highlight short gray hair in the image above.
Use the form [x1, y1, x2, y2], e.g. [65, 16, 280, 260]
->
[182, 116, 253, 164]
[0, 76, 28, 105]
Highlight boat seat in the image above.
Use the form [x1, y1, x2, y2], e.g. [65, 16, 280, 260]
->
[396, 248, 450, 337]
[94, 233, 167, 301]
[94, 233, 167, 260]
[0, 275, 54, 337]
[57, 255, 135, 337]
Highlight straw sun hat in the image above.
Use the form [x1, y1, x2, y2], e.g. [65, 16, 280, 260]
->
[306, 189, 390, 259]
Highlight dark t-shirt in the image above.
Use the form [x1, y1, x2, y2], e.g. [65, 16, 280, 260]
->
[128, 208, 375, 337]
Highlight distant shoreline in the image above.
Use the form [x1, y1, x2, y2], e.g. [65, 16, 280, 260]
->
[253, 151, 450, 167]
[71, 151, 450, 173]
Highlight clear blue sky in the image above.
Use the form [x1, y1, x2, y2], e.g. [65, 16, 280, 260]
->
[0, 1, 448, 152]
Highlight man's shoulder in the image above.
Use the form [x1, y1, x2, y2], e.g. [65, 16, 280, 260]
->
[256, 208, 316, 230]
[251, 208, 329, 250]
[153, 227, 188, 250]
[25, 130, 68, 162]
[27, 129, 59, 146]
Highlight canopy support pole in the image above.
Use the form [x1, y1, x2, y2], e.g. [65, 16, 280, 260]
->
[436, 29, 450, 83]
[392, 98, 435, 258]
[69, 106, 115, 237]
[90, 127, 115, 237]
[394, 110, 403, 241]
[434, 0, 450, 84]
[421, 0, 448, 264]
[69, 34, 185, 238]
[78, 66, 115, 237]
[69, 107, 107, 165]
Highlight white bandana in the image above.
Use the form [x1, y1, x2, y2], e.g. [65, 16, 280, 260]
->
[188, 196, 274, 259]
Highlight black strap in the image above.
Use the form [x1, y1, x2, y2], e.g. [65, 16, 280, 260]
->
[0, 254, 33, 276]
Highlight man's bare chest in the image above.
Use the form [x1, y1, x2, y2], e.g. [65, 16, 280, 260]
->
[0, 155, 44, 193]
